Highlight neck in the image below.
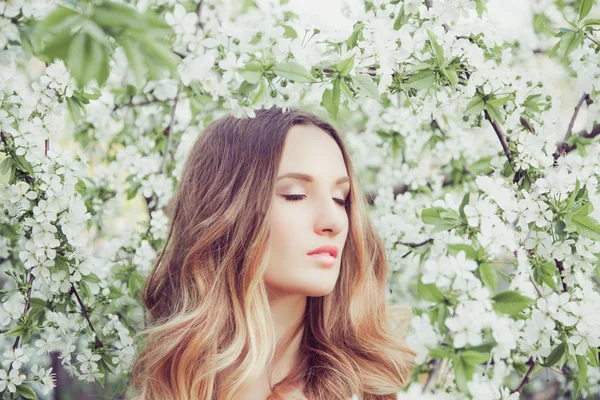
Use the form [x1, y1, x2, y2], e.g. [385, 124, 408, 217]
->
[266, 289, 306, 386]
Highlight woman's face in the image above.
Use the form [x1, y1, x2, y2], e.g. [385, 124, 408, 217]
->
[265, 124, 350, 299]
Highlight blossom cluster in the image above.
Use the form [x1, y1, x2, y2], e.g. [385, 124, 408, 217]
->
[1, 0, 599, 399]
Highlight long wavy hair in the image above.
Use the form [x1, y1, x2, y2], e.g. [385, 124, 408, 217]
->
[128, 106, 416, 399]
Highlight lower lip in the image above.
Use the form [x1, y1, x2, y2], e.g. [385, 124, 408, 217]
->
[308, 254, 336, 266]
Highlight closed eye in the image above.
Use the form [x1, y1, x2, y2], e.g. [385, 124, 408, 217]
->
[282, 194, 351, 207]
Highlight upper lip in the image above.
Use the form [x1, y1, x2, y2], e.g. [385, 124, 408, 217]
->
[307, 245, 339, 258]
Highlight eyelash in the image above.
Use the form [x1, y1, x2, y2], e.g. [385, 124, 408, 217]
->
[283, 194, 351, 207]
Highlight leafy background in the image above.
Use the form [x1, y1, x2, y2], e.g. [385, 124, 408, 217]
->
[1, 0, 600, 399]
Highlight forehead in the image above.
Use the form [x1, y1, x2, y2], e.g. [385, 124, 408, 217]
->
[278, 124, 347, 177]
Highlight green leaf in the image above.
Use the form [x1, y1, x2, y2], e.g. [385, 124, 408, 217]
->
[128, 272, 144, 298]
[467, 342, 495, 353]
[92, 3, 146, 31]
[16, 384, 38, 400]
[321, 79, 341, 118]
[136, 34, 179, 75]
[404, 69, 436, 90]
[579, 0, 594, 21]
[0, 157, 14, 175]
[570, 214, 600, 241]
[251, 79, 268, 105]
[339, 79, 353, 100]
[421, 207, 448, 225]
[492, 291, 534, 315]
[345, 22, 364, 48]
[523, 94, 543, 112]
[453, 355, 474, 393]
[127, 181, 141, 200]
[474, 0, 487, 18]
[418, 278, 444, 303]
[540, 342, 565, 367]
[447, 244, 477, 260]
[68, 34, 108, 88]
[84, 273, 101, 284]
[465, 95, 485, 115]
[553, 31, 585, 61]
[121, 38, 147, 86]
[335, 55, 355, 77]
[479, 262, 498, 292]
[238, 60, 263, 84]
[75, 179, 87, 194]
[426, 29, 445, 66]
[573, 201, 593, 216]
[461, 350, 490, 366]
[393, 5, 408, 30]
[444, 67, 458, 87]
[66, 97, 84, 124]
[272, 61, 316, 83]
[14, 155, 34, 175]
[539, 261, 559, 291]
[352, 75, 380, 101]
[79, 280, 92, 300]
[576, 354, 588, 396]
[583, 19, 600, 26]
[421, 207, 460, 232]
[488, 95, 512, 107]
[281, 24, 297, 39]
[81, 19, 107, 44]
[458, 192, 469, 221]
[4, 324, 24, 337]
[485, 103, 505, 124]
[429, 346, 452, 359]
[588, 347, 599, 368]
[566, 179, 581, 210]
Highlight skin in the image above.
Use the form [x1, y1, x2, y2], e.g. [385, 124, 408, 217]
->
[232, 124, 350, 399]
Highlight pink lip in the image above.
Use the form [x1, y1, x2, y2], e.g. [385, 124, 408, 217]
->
[307, 245, 338, 258]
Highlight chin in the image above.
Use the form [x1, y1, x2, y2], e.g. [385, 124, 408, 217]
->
[303, 285, 337, 297]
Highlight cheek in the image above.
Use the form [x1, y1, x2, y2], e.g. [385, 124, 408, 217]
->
[268, 204, 305, 263]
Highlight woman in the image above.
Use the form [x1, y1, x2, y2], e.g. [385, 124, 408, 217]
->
[129, 106, 416, 399]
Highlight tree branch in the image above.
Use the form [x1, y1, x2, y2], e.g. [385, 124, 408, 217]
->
[511, 357, 536, 394]
[3, 273, 35, 379]
[161, 87, 180, 175]
[484, 109, 513, 164]
[519, 116, 535, 133]
[422, 359, 441, 392]
[562, 122, 600, 156]
[554, 259, 568, 292]
[554, 93, 592, 160]
[397, 238, 434, 248]
[70, 284, 103, 349]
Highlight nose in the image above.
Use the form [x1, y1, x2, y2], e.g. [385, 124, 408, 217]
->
[313, 194, 347, 236]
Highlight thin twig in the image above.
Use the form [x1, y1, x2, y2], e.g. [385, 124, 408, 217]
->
[520, 116, 535, 133]
[554, 259, 568, 292]
[1, 136, 51, 388]
[3, 274, 35, 380]
[70, 284, 103, 349]
[529, 275, 543, 298]
[161, 87, 180, 175]
[397, 238, 434, 248]
[422, 359, 441, 392]
[561, 120, 600, 155]
[554, 93, 591, 160]
[511, 357, 536, 394]
[484, 109, 513, 164]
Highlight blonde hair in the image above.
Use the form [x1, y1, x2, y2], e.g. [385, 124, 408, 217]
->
[128, 106, 416, 399]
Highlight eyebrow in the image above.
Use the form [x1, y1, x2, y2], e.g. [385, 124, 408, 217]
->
[276, 172, 350, 185]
